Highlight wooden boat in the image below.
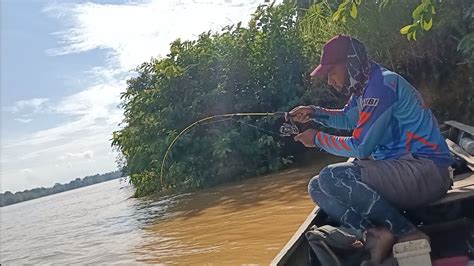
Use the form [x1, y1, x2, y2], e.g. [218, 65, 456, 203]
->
[271, 120, 474, 265]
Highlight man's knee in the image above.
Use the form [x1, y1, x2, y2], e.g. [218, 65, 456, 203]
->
[308, 174, 320, 195]
[317, 165, 334, 187]
[317, 163, 362, 193]
[308, 166, 331, 202]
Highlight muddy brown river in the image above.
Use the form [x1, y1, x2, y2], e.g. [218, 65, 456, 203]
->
[1, 156, 340, 264]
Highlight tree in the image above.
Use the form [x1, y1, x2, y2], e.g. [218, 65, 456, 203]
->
[0, 171, 123, 206]
[1, 191, 17, 206]
[112, 2, 309, 196]
[328, 0, 473, 58]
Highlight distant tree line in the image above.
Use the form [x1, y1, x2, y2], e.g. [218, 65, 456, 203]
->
[0, 171, 123, 207]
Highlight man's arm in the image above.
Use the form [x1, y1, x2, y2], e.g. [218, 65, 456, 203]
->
[311, 95, 359, 130]
[313, 83, 398, 158]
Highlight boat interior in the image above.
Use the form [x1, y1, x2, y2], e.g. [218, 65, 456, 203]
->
[272, 121, 474, 265]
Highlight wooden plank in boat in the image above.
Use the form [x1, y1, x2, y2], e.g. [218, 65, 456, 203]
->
[270, 206, 320, 266]
[452, 172, 474, 189]
[445, 120, 474, 136]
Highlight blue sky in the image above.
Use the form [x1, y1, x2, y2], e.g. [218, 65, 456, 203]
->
[2, 0, 272, 192]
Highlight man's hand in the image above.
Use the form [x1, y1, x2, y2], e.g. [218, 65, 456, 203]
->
[288, 106, 315, 123]
[294, 129, 318, 147]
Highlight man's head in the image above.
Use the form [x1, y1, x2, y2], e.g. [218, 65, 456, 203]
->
[310, 35, 371, 96]
[310, 35, 351, 92]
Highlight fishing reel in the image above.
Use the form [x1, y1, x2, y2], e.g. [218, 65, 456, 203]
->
[277, 111, 330, 137]
[279, 112, 300, 137]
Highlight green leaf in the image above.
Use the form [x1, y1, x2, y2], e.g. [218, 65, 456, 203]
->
[400, 25, 413, 34]
[332, 9, 342, 21]
[340, 0, 350, 8]
[355, 0, 362, 4]
[332, 8, 346, 21]
[350, 3, 358, 19]
[422, 18, 433, 31]
[431, 5, 436, 14]
[412, 3, 428, 19]
[379, 0, 390, 8]
[413, 30, 417, 40]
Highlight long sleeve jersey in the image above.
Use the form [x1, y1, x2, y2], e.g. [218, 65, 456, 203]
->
[311, 64, 452, 167]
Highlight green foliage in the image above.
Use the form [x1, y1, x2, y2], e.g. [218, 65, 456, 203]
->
[329, 0, 466, 44]
[330, 0, 473, 64]
[332, 0, 423, 34]
[398, 0, 436, 40]
[331, 0, 362, 22]
[112, 2, 310, 196]
[299, 2, 346, 63]
[302, 0, 473, 123]
[113, 0, 473, 197]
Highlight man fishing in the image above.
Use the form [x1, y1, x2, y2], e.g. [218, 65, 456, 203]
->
[289, 35, 453, 264]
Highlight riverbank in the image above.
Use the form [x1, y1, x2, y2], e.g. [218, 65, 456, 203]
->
[1, 171, 123, 207]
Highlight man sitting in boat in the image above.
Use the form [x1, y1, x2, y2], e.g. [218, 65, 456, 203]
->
[289, 34, 453, 264]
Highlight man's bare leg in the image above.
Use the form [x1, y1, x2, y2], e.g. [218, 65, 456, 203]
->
[364, 228, 395, 264]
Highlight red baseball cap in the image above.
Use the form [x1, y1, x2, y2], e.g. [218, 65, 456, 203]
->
[310, 35, 351, 77]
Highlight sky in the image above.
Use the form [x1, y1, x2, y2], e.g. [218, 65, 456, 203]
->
[1, 0, 275, 193]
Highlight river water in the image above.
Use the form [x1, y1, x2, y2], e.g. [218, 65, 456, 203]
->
[1, 156, 339, 265]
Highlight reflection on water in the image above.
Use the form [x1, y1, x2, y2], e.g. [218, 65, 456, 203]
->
[1, 156, 340, 265]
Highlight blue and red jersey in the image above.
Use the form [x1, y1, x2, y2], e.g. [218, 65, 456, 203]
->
[311, 64, 452, 167]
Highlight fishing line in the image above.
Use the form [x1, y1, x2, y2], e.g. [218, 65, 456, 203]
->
[159, 112, 295, 187]
[233, 118, 283, 137]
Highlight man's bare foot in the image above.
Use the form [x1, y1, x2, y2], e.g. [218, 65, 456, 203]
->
[364, 228, 395, 264]
[397, 229, 430, 243]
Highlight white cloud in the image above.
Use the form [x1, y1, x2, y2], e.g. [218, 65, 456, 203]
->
[2, 132, 119, 191]
[2, 0, 274, 193]
[53, 82, 123, 117]
[14, 118, 33, 123]
[60, 150, 94, 160]
[5, 82, 124, 149]
[2, 81, 124, 191]
[20, 169, 33, 175]
[44, 0, 266, 71]
[4, 98, 50, 114]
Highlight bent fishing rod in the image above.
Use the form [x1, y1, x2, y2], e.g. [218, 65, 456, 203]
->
[159, 111, 329, 187]
[160, 112, 299, 185]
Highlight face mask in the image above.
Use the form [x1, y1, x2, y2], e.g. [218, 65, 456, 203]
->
[343, 37, 372, 96]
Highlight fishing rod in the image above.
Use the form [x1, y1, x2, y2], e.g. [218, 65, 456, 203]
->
[159, 111, 300, 187]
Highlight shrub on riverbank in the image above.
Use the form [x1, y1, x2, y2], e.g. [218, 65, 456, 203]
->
[112, 0, 473, 196]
